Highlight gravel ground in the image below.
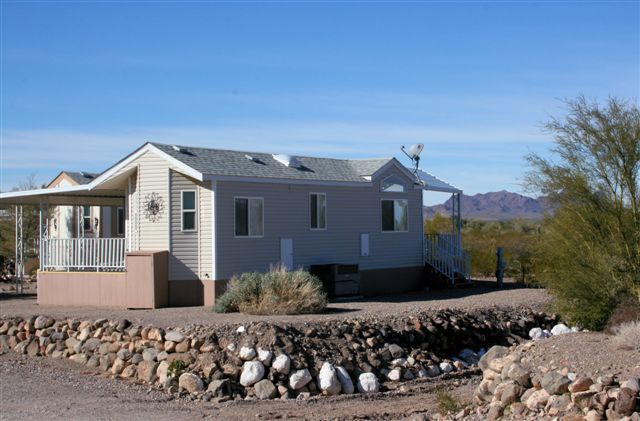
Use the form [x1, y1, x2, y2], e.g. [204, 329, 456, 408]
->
[0, 350, 479, 421]
[0, 281, 550, 330]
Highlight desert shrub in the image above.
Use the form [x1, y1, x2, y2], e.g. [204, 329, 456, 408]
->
[167, 360, 187, 378]
[214, 266, 327, 315]
[435, 389, 460, 414]
[611, 320, 640, 351]
[606, 297, 640, 332]
[525, 97, 640, 330]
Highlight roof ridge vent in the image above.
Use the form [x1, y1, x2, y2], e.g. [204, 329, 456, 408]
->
[272, 153, 302, 168]
[172, 145, 187, 153]
[80, 171, 94, 178]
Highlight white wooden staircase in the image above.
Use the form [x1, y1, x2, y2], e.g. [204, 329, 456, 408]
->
[424, 233, 471, 286]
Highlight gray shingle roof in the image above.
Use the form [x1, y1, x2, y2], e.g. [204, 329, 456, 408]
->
[151, 143, 392, 183]
[65, 171, 99, 185]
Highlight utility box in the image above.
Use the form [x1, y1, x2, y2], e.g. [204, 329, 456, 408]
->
[309, 264, 360, 298]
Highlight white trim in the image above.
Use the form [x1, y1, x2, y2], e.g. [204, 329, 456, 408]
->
[233, 196, 264, 238]
[370, 158, 417, 183]
[147, 144, 204, 182]
[211, 180, 217, 280]
[204, 174, 371, 187]
[180, 189, 197, 232]
[309, 192, 327, 231]
[380, 198, 409, 233]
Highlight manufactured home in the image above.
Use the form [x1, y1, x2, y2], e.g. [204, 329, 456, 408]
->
[0, 142, 468, 308]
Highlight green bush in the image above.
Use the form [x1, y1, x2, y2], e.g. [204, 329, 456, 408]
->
[214, 266, 328, 315]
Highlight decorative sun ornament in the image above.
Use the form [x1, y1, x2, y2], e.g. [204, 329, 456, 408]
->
[143, 192, 165, 222]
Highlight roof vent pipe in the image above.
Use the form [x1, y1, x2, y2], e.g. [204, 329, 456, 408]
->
[272, 154, 302, 168]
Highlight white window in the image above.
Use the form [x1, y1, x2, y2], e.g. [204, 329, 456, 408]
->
[181, 190, 197, 231]
[381, 199, 408, 232]
[116, 207, 125, 236]
[82, 206, 92, 231]
[235, 197, 264, 237]
[381, 175, 406, 193]
[310, 193, 327, 230]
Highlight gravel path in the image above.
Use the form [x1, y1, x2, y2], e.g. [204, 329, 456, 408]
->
[0, 282, 550, 330]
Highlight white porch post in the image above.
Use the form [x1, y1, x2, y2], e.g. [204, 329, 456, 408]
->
[14, 206, 24, 294]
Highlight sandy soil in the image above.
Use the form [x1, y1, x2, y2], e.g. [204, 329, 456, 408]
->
[0, 351, 479, 421]
[0, 282, 550, 330]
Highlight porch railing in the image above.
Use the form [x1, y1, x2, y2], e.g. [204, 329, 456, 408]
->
[41, 238, 127, 271]
[424, 233, 470, 284]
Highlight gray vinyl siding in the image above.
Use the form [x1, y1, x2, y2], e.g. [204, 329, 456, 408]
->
[169, 170, 212, 280]
[215, 164, 423, 280]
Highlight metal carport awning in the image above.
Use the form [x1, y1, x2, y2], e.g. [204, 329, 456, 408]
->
[0, 186, 125, 207]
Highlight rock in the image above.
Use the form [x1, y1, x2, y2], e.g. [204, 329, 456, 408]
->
[164, 330, 184, 343]
[121, 364, 137, 378]
[615, 387, 637, 416]
[569, 377, 594, 393]
[239, 346, 257, 361]
[257, 348, 273, 366]
[571, 390, 597, 409]
[387, 368, 402, 381]
[175, 340, 190, 353]
[584, 409, 602, 421]
[478, 345, 509, 371]
[525, 388, 550, 411]
[179, 372, 204, 394]
[541, 371, 571, 395]
[156, 361, 170, 383]
[357, 372, 380, 393]
[622, 378, 640, 393]
[111, 358, 126, 375]
[207, 379, 230, 396]
[487, 403, 503, 421]
[86, 356, 100, 368]
[137, 361, 158, 383]
[69, 353, 88, 365]
[254, 379, 278, 400]
[439, 362, 453, 374]
[165, 352, 194, 366]
[236, 325, 246, 333]
[500, 382, 521, 406]
[26, 339, 40, 357]
[240, 361, 265, 387]
[529, 327, 550, 341]
[147, 327, 164, 341]
[426, 365, 440, 377]
[34, 316, 54, 329]
[272, 354, 291, 374]
[83, 338, 101, 353]
[506, 363, 531, 387]
[550, 323, 572, 336]
[388, 344, 404, 358]
[318, 363, 341, 395]
[545, 394, 571, 416]
[335, 366, 354, 394]
[77, 327, 92, 342]
[142, 348, 158, 362]
[289, 369, 312, 390]
[116, 348, 132, 361]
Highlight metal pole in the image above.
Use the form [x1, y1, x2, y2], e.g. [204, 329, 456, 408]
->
[14, 206, 24, 295]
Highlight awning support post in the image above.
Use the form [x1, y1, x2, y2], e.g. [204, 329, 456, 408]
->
[14, 205, 24, 295]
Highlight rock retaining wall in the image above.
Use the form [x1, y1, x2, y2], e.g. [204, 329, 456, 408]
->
[0, 308, 557, 402]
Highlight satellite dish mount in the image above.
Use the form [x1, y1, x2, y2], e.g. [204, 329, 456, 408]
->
[401, 143, 424, 175]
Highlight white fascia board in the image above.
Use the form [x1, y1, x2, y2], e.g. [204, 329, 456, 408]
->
[0, 184, 90, 199]
[370, 158, 417, 182]
[203, 174, 372, 188]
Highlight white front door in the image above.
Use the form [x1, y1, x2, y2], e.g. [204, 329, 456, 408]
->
[280, 238, 293, 270]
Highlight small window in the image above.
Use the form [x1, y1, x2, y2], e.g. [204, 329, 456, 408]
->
[116, 207, 125, 236]
[381, 175, 406, 192]
[181, 191, 197, 231]
[235, 197, 263, 237]
[310, 193, 327, 230]
[82, 206, 92, 231]
[381, 199, 408, 232]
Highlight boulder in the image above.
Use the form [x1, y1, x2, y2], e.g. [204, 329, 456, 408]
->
[272, 354, 291, 374]
[34, 316, 54, 329]
[111, 358, 126, 375]
[525, 388, 551, 411]
[545, 394, 572, 416]
[506, 363, 531, 387]
[137, 361, 159, 383]
[541, 371, 571, 395]
[164, 330, 184, 343]
[116, 348, 132, 361]
[622, 377, 640, 393]
[529, 327, 550, 341]
[317, 363, 341, 395]
[83, 338, 102, 353]
[156, 361, 170, 383]
[239, 346, 257, 361]
[26, 339, 40, 357]
[257, 348, 273, 366]
[615, 387, 637, 416]
[335, 366, 354, 394]
[426, 365, 440, 377]
[499, 382, 521, 406]
[121, 364, 137, 378]
[357, 372, 380, 393]
[178, 372, 204, 394]
[69, 353, 88, 365]
[289, 369, 312, 390]
[240, 361, 265, 387]
[387, 368, 402, 381]
[142, 348, 158, 362]
[254, 379, 278, 400]
[207, 379, 230, 396]
[439, 362, 453, 374]
[388, 344, 404, 358]
[550, 323, 572, 336]
[478, 345, 509, 371]
[569, 377, 594, 393]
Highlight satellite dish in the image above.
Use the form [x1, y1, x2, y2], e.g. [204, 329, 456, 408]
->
[401, 143, 425, 176]
[408, 143, 424, 159]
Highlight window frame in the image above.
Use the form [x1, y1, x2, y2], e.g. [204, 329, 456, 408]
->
[309, 192, 327, 231]
[381, 198, 409, 233]
[116, 207, 125, 236]
[181, 190, 198, 232]
[380, 175, 406, 193]
[82, 206, 92, 232]
[234, 196, 264, 238]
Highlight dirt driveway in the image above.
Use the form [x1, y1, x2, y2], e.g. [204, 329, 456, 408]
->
[0, 281, 550, 329]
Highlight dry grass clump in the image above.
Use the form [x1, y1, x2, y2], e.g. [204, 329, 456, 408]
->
[611, 320, 640, 351]
[214, 265, 327, 315]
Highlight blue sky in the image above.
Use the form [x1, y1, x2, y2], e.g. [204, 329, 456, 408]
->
[1, 1, 637, 204]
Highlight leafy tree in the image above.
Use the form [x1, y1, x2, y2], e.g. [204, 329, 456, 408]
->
[525, 96, 640, 329]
